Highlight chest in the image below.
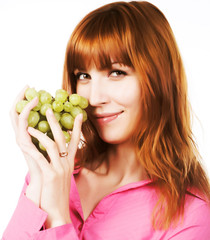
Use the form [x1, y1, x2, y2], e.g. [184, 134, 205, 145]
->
[72, 174, 162, 240]
[74, 172, 118, 221]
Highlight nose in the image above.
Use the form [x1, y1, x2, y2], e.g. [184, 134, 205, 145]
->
[88, 76, 109, 106]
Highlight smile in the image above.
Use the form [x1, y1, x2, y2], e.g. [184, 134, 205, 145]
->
[95, 111, 124, 124]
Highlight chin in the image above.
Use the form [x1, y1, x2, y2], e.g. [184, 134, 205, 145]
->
[98, 132, 130, 145]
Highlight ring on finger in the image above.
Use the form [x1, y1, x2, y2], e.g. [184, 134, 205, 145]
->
[59, 151, 68, 157]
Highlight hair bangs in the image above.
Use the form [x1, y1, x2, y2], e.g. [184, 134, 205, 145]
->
[70, 10, 133, 72]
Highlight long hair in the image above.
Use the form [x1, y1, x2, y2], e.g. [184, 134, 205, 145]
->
[62, 1, 210, 229]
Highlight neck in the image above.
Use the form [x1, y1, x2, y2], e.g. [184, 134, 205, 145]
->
[94, 141, 148, 185]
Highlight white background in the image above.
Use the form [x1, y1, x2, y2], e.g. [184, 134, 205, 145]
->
[0, 0, 209, 235]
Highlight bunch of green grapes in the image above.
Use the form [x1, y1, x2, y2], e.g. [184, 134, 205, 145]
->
[16, 87, 88, 153]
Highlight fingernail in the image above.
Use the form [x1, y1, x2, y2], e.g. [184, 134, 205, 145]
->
[78, 113, 83, 121]
[28, 126, 34, 132]
[33, 96, 38, 101]
[46, 108, 53, 115]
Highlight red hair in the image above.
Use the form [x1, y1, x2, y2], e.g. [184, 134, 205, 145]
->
[62, 1, 210, 229]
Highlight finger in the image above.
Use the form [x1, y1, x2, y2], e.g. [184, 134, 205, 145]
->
[23, 142, 50, 172]
[45, 108, 66, 152]
[21, 139, 48, 171]
[18, 96, 39, 131]
[10, 85, 29, 132]
[14, 96, 40, 148]
[17, 126, 49, 174]
[67, 113, 83, 162]
[28, 127, 61, 168]
[11, 85, 29, 110]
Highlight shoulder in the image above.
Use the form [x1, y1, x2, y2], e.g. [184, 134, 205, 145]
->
[165, 190, 210, 239]
[184, 191, 210, 225]
[184, 188, 210, 221]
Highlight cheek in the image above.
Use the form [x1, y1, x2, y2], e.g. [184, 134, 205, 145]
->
[114, 83, 141, 107]
[76, 84, 89, 99]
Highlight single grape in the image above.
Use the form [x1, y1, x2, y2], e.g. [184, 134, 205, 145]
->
[60, 113, 74, 130]
[69, 94, 81, 106]
[38, 120, 50, 133]
[63, 101, 73, 112]
[53, 111, 61, 122]
[33, 101, 42, 111]
[70, 106, 83, 118]
[52, 100, 64, 112]
[25, 87, 39, 101]
[39, 142, 46, 151]
[40, 91, 52, 104]
[79, 96, 88, 109]
[28, 111, 40, 127]
[38, 90, 46, 95]
[55, 89, 68, 103]
[40, 103, 52, 116]
[82, 109, 88, 122]
[63, 131, 71, 143]
[16, 100, 29, 113]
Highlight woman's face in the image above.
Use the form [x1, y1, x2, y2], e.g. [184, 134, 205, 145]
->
[75, 62, 141, 144]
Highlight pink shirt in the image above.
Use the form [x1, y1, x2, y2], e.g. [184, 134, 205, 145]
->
[2, 168, 210, 240]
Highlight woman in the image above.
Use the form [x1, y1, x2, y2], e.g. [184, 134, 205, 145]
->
[2, 1, 210, 239]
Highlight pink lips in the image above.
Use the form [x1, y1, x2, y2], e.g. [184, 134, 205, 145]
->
[95, 111, 123, 124]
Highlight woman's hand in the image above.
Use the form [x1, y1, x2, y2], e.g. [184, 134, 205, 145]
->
[28, 108, 83, 228]
[10, 86, 43, 206]
[10, 86, 83, 228]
